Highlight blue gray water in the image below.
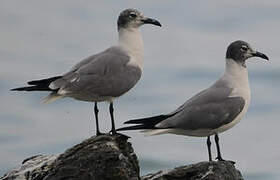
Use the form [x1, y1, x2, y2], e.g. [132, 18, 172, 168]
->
[0, 1, 279, 179]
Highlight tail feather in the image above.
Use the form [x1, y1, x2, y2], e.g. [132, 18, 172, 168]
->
[141, 129, 174, 136]
[11, 76, 62, 92]
[117, 114, 172, 131]
[41, 93, 63, 104]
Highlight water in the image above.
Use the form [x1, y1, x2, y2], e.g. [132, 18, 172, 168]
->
[0, 1, 279, 179]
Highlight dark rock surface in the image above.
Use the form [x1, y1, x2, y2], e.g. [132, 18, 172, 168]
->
[1, 134, 243, 180]
[142, 161, 244, 180]
[1, 134, 140, 180]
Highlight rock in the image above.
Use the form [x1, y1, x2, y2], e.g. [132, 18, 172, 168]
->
[1, 134, 244, 180]
[1, 134, 140, 180]
[0, 155, 58, 180]
[141, 161, 244, 180]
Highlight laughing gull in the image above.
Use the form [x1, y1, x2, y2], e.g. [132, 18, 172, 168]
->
[118, 40, 269, 161]
[11, 9, 161, 135]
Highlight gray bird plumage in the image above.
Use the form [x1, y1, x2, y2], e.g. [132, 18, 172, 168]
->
[118, 40, 269, 161]
[119, 79, 245, 136]
[49, 47, 142, 102]
[119, 40, 269, 136]
[156, 85, 245, 131]
[11, 8, 161, 135]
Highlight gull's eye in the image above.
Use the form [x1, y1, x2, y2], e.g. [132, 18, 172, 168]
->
[241, 45, 248, 52]
[129, 13, 137, 18]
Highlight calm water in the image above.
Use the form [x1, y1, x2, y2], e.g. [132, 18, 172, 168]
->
[0, 1, 279, 179]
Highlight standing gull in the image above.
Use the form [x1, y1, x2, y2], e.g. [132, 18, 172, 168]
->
[11, 9, 161, 135]
[117, 40, 269, 161]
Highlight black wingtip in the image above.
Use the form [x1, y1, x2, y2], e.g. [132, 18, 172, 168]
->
[10, 87, 26, 91]
[124, 120, 137, 124]
[116, 125, 147, 131]
[10, 76, 62, 92]
[27, 76, 62, 85]
[118, 114, 173, 132]
[123, 114, 172, 125]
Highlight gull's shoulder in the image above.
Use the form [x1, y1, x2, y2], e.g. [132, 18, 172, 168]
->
[170, 78, 234, 115]
[69, 46, 130, 73]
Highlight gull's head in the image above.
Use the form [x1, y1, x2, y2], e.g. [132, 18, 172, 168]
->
[226, 40, 269, 63]
[117, 9, 161, 30]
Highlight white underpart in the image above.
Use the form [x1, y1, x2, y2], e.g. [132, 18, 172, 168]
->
[214, 58, 251, 134]
[141, 129, 174, 136]
[144, 58, 251, 137]
[118, 27, 144, 70]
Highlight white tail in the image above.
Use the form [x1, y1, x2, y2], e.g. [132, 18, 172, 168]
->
[41, 93, 63, 104]
[141, 129, 172, 136]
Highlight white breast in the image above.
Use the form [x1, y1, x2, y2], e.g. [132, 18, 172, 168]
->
[169, 59, 251, 137]
[214, 58, 251, 134]
[118, 27, 144, 70]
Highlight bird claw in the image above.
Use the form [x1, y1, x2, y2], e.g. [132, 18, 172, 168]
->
[215, 156, 225, 161]
[109, 129, 117, 135]
[215, 157, 235, 164]
[109, 130, 131, 139]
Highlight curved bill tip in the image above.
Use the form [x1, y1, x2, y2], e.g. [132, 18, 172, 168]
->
[142, 18, 162, 27]
[253, 51, 269, 61]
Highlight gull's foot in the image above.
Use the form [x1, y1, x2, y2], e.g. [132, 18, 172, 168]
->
[216, 157, 235, 164]
[109, 130, 131, 139]
[109, 129, 117, 135]
[216, 156, 225, 161]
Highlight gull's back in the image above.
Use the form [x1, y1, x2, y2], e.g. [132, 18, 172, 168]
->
[50, 46, 142, 102]
[155, 78, 246, 136]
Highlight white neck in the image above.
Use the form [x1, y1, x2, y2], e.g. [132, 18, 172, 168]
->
[224, 58, 248, 80]
[222, 58, 250, 99]
[118, 27, 144, 69]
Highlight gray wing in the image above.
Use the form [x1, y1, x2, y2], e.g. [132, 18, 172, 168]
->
[50, 46, 142, 97]
[157, 86, 245, 130]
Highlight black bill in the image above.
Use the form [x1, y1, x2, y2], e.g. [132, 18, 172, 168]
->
[252, 51, 269, 61]
[142, 18, 161, 27]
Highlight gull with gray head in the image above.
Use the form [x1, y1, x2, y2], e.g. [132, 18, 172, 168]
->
[118, 40, 269, 161]
[11, 8, 161, 135]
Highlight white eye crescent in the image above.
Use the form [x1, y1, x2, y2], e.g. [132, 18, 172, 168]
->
[129, 13, 137, 18]
[241, 45, 248, 51]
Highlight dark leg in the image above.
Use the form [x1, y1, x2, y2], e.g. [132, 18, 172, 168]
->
[94, 102, 103, 136]
[207, 136, 212, 161]
[215, 134, 224, 161]
[109, 102, 116, 135]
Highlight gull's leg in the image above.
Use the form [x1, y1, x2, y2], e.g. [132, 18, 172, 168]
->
[109, 102, 116, 135]
[94, 102, 103, 136]
[207, 136, 212, 161]
[215, 134, 224, 161]
[214, 134, 236, 164]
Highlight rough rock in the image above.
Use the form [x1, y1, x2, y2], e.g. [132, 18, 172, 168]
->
[0, 155, 58, 180]
[1, 134, 244, 180]
[1, 134, 140, 180]
[141, 161, 244, 180]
